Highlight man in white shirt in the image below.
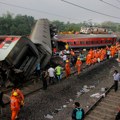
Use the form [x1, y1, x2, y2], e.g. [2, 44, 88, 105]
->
[62, 54, 67, 64]
[113, 70, 120, 92]
[48, 66, 55, 84]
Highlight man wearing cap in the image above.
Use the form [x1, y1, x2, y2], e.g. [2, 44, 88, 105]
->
[10, 92, 20, 120]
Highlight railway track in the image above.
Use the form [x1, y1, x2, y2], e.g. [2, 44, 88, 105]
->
[84, 84, 120, 120]
[3, 58, 115, 106]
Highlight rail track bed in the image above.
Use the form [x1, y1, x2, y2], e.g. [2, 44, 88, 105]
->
[85, 88, 120, 120]
[2, 58, 119, 120]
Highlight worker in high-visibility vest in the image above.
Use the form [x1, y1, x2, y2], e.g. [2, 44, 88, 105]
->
[12, 87, 24, 107]
[10, 92, 20, 120]
[65, 60, 71, 78]
[75, 57, 82, 75]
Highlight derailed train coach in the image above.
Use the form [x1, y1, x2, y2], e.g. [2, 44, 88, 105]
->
[0, 19, 52, 86]
[0, 36, 40, 85]
[30, 19, 52, 68]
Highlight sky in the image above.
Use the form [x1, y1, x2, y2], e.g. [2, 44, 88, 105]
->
[0, 0, 120, 24]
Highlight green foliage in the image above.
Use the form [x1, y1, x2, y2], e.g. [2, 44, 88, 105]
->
[0, 13, 35, 35]
[1, 12, 120, 35]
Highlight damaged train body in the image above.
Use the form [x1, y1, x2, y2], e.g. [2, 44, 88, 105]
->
[30, 19, 52, 68]
[0, 19, 52, 86]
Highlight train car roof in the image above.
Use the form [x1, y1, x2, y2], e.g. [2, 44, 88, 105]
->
[54, 34, 117, 41]
[30, 19, 52, 54]
[0, 36, 21, 61]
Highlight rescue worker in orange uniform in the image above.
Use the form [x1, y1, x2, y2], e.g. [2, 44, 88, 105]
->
[75, 57, 82, 75]
[12, 87, 24, 107]
[10, 92, 20, 120]
[86, 53, 92, 65]
[70, 49, 75, 56]
[65, 60, 71, 78]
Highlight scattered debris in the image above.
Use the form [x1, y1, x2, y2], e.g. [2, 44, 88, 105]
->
[44, 114, 53, 119]
[69, 99, 73, 102]
[76, 92, 82, 97]
[101, 93, 106, 97]
[89, 85, 95, 89]
[63, 105, 67, 108]
[82, 87, 90, 93]
[101, 88, 105, 92]
[90, 92, 106, 98]
[90, 93, 101, 98]
[66, 101, 70, 104]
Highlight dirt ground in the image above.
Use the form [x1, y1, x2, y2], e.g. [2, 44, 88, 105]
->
[1, 58, 119, 120]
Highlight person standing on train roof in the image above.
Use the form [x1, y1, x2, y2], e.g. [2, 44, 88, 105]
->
[10, 92, 20, 120]
[65, 60, 71, 78]
[75, 57, 82, 75]
[12, 87, 24, 107]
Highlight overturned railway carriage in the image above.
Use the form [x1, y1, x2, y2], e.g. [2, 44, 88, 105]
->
[30, 19, 52, 68]
[0, 36, 39, 82]
[54, 34, 117, 50]
[0, 19, 52, 85]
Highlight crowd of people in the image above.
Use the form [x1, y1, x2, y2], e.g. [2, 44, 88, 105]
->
[0, 43, 120, 120]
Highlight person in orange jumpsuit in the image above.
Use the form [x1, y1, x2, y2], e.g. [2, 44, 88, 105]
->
[86, 53, 92, 65]
[10, 92, 20, 120]
[65, 60, 71, 78]
[75, 57, 82, 75]
[70, 49, 75, 56]
[12, 87, 24, 107]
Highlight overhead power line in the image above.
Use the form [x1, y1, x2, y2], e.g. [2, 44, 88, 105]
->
[116, 0, 120, 3]
[0, 1, 81, 22]
[100, 0, 120, 10]
[61, 0, 120, 19]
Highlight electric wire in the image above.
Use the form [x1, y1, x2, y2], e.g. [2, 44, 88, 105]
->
[116, 0, 120, 3]
[100, 0, 120, 10]
[0, 1, 81, 22]
[61, 0, 120, 19]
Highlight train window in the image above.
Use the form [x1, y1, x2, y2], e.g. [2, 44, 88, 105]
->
[86, 41, 91, 44]
[80, 41, 85, 44]
[95, 41, 98, 44]
[75, 41, 79, 44]
[91, 41, 96, 44]
[69, 42, 73, 45]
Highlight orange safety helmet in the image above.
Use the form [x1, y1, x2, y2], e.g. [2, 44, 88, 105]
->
[77, 57, 80, 60]
[12, 92, 18, 96]
[66, 60, 69, 62]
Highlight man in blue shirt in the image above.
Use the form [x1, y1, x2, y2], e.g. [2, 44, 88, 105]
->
[36, 63, 40, 77]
